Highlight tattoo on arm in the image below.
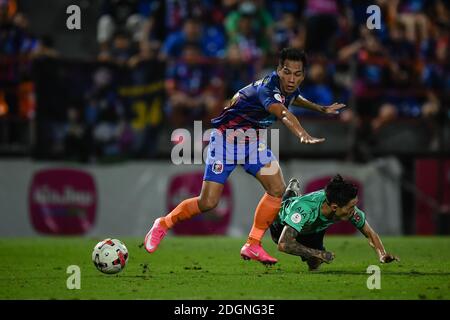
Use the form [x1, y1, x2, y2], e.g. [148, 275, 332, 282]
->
[278, 226, 332, 262]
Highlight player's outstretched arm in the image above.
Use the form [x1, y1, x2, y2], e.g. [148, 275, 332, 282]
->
[293, 96, 346, 115]
[277, 225, 335, 263]
[268, 103, 325, 144]
[360, 221, 400, 263]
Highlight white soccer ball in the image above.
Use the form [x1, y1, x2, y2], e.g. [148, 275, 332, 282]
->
[92, 238, 129, 274]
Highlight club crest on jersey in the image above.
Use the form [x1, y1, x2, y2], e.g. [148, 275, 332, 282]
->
[212, 160, 224, 174]
[291, 212, 302, 224]
[274, 93, 285, 104]
[257, 142, 266, 151]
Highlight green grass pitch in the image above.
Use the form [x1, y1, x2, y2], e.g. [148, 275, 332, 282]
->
[1, 236, 449, 300]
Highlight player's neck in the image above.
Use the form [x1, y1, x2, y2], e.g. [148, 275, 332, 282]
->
[321, 202, 334, 220]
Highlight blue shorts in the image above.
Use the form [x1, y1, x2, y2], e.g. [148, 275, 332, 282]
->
[203, 129, 277, 184]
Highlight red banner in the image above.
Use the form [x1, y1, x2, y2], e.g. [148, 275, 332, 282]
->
[29, 168, 97, 235]
[167, 172, 233, 235]
[415, 159, 450, 234]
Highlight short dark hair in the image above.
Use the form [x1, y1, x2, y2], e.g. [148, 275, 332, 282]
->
[279, 48, 307, 70]
[325, 174, 358, 207]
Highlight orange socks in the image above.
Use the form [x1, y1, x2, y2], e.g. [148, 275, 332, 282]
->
[247, 193, 282, 245]
[160, 197, 201, 229]
[158, 193, 281, 244]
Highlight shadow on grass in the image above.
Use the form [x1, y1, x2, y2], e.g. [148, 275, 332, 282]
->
[3, 270, 449, 280]
[314, 270, 450, 276]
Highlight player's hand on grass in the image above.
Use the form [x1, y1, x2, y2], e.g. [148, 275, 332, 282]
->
[318, 251, 335, 264]
[379, 253, 400, 264]
[324, 103, 346, 114]
[299, 131, 325, 144]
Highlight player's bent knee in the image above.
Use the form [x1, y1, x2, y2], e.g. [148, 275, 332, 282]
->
[267, 185, 286, 198]
[277, 240, 286, 252]
[198, 198, 219, 212]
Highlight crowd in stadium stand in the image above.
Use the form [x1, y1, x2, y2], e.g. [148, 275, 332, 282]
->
[0, 0, 449, 161]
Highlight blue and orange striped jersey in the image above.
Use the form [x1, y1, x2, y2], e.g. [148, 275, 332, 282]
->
[211, 71, 302, 131]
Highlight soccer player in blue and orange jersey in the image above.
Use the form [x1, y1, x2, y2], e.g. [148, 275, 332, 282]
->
[272, 175, 399, 270]
[144, 48, 345, 264]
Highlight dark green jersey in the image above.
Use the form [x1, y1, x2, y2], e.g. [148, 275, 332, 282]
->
[275, 190, 366, 235]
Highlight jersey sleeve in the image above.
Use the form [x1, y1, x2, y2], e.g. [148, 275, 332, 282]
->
[296, 92, 307, 102]
[281, 204, 311, 233]
[350, 207, 366, 230]
[257, 79, 283, 111]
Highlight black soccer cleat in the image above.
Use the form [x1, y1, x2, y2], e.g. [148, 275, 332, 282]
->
[283, 178, 301, 201]
[287, 178, 301, 193]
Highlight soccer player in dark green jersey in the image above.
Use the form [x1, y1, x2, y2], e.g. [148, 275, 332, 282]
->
[270, 175, 399, 271]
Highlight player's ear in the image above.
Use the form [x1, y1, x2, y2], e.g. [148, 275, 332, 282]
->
[276, 65, 282, 75]
[330, 203, 339, 211]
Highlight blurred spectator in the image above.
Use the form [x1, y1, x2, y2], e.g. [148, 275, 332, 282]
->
[382, 0, 429, 43]
[225, 0, 274, 56]
[127, 41, 165, 158]
[264, 0, 303, 22]
[0, 0, 17, 20]
[432, 0, 450, 27]
[97, 0, 147, 45]
[17, 78, 35, 119]
[85, 67, 132, 159]
[366, 89, 441, 150]
[230, 13, 261, 59]
[304, 0, 339, 55]
[0, 11, 37, 56]
[139, 1, 165, 54]
[339, 28, 388, 97]
[164, 0, 226, 31]
[31, 35, 59, 58]
[221, 0, 239, 14]
[0, 9, 37, 123]
[160, 17, 225, 60]
[385, 21, 417, 89]
[272, 12, 306, 53]
[98, 31, 136, 65]
[291, 62, 334, 117]
[0, 91, 8, 116]
[110, 31, 135, 64]
[165, 43, 223, 127]
[385, 21, 415, 61]
[1, 0, 447, 161]
[64, 107, 89, 162]
[165, 0, 204, 32]
[222, 43, 256, 100]
[128, 40, 157, 69]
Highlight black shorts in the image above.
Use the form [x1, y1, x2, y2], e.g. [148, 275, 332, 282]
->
[272, 183, 326, 260]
